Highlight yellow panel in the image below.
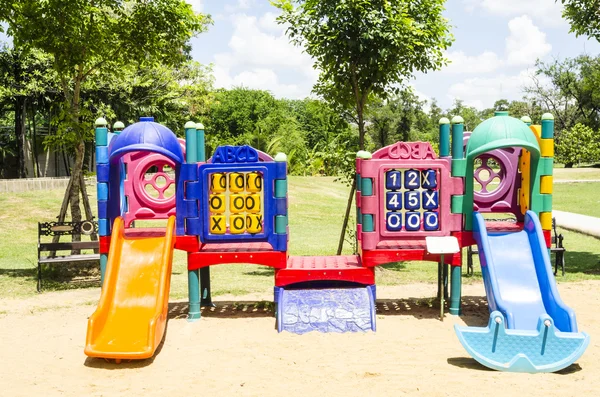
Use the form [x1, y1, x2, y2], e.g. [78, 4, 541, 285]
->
[230, 194, 246, 213]
[210, 173, 226, 193]
[520, 150, 531, 215]
[540, 212, 552, 230]
[209, 194, 226, 213]
[246, 214, 263, 234]
[245, 193, 261, 213]
[209, 215, 226, 234]
[230, 214, 246, 234]
[246, 172, 263, 193]
[84, 216, 175, 360]
[229, 172, 245, 192]
[540, 138, 554, 157]
[540, 176, 553, 194]
[530, 125, 542, 141]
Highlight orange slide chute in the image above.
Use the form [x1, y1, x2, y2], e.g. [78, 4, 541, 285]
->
[85, 216, 176, 360]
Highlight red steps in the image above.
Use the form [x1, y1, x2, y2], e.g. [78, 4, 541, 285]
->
[275, 255, 374, 286]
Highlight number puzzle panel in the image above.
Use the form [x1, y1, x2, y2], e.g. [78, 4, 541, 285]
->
[207, 171, 265, 236]
[381, 168, 442, 235]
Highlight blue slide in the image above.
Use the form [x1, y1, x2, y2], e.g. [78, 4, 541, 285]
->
[455, 211, 589, 372]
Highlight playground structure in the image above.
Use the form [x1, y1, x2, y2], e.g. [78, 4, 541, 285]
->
[85, 111, 589, 372]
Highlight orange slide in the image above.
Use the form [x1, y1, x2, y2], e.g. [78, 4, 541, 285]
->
[85, 216, 176, 361]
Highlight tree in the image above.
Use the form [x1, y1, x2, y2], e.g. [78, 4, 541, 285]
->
[447, 99, 481, 132]
[273, 0, 453, 151]
[560, 0, 600, 41]
[555, 123, 600, 167]
[0, 1, 211, 225]
[525, 56, 600, 133]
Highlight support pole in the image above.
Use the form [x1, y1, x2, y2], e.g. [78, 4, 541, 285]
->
[184, 121, 202, 319]
[439, 254, 445, 321]
[449, 265, 462, 315]
[439, 117, 451, 157]
[195, 122, 214, 307]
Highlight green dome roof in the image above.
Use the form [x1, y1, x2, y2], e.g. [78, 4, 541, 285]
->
[466, 114, 540, 158]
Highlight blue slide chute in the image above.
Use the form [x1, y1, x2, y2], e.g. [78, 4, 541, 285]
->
[455, 211, 589, 372]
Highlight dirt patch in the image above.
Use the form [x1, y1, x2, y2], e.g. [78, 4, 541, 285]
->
[1, 282, 599, 396]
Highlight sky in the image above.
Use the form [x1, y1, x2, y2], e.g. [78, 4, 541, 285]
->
[1, 1, 598, 111]
[188, 0, 600, 110]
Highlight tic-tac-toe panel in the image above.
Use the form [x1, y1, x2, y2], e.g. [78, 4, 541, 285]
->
[381, 167, 442, 235]
[207, 171, 265, 235]
[195, 145, 288, 251]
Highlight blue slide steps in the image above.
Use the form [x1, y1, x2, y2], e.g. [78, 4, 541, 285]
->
[455, 211, 589, 373]
[275, 285, 376, 334]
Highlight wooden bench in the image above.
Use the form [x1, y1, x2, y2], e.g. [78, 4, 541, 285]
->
[466, 217, 566, 277]
[37, 220, 100, 291]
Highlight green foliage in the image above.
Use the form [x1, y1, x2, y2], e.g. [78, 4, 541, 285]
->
[555, 123, 600, 167]
[273, 0, 453, 149]
[446, 99, 482, 132]
[526, 56, 600, 133]
[560, 0, 600, 41]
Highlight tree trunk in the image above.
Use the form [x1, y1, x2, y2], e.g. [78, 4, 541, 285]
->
[69, 140, 85, 225]
[15, 96, 27, 178]
[336, 183, 356, 255]
[565, 162, 574, 168]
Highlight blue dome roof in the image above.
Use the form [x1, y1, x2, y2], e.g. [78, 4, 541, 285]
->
[109, 120, 184, 164]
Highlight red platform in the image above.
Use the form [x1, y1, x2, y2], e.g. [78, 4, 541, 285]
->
[275, 255, 375, 287]
[361, 239, 462, 267]
[187, 242, 287, 270]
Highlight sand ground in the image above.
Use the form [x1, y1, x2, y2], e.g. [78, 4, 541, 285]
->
[1, 281, 599, 397]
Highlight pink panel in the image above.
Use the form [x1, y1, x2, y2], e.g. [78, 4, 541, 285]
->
[121, 140, 185, 227]
[357, 142, 463, 251]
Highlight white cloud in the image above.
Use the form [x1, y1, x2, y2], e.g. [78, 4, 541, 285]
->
[447, 69, 535, 109]
[505, 16, 552, 65]
[212, 13, 318, 99]
[186, 0, 203, 13]
[463, 0, 565, 27]
[259, 11, 285, 34]
[225, 0, 257, 14]
[443, 50, 502, 74]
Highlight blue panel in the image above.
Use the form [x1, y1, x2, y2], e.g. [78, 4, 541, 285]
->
[96, 164, 110, 183]
[277, 286, 376, 334]
[97, 201, 107, 219]
[185, 199, 198, 218]
[385, 191, 402, 210]
[404, 169, 420, 189]
[98, 219, 109, 236]
[422, 190, 439, 210]
[405, 212, 421, 231]
[421, 169, 437, 189]
[385, 170, 401, 190]
[186, 180, 202, 200]
[275, 197, 287, 215]
[95, 146, 109, 164]
[423, 211, 439, 231]
[97, 183, 108, 201]
[386, 212, 402, 231]
[180, 163, 198, 181]
[404, 190, 420, 210]
[187, 217, 202, 236]
[275, 162, 287, 179]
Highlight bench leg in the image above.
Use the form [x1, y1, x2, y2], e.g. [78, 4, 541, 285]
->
[37, 262, 41, 292]
[466, 246, 474, 276]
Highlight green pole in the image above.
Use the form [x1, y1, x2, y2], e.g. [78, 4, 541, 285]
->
[185, 121, 198, 163]
[274, 153, 288, 234]
[100, 254, 108, 287]
[541, 113, 554, 139]
[450, 115, 464, 316]
[113, 121, 125, 135]
[449, 265, 462, 315]
[195, 121, 213, 307]
[184, 121, 201, 319]
[439, 117, 451, 157]
[439, 254, 444, 321]
[188, 264, 201, 320]
[196, 122, 205, 162]
[520, 115, 532, 127]
[451, 116, 464, 160]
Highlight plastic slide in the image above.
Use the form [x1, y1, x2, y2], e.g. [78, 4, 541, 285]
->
[85, 216, 176, 361]
[455, 211, 589, 372]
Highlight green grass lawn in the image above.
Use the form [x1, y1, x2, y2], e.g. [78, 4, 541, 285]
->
[1, 174, 599, 300]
